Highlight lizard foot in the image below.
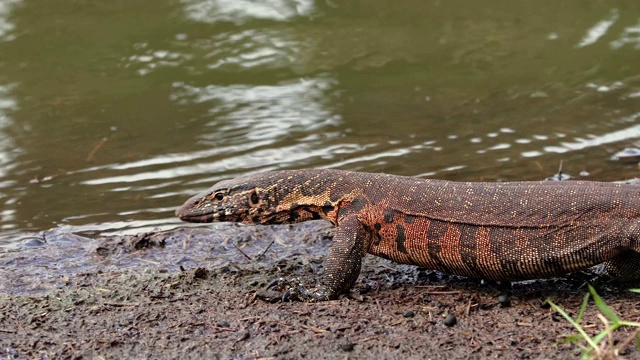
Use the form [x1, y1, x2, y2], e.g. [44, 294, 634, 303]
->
[256, 278, 330, 302]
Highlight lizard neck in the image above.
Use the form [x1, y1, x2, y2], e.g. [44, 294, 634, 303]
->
[259, 169, 362, 225]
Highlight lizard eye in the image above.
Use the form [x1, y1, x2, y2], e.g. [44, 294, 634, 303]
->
[250, 191, 259, 205]
[214, 193, 224, 201]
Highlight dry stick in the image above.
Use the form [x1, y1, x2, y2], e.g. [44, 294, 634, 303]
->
[423, 291, 461, 295]
[465, 298, 472, 316]
[214, 327, 236, 333]
[355, 334, 383, 343]
[14, 319, 25, 333]
[238, 316, 262, 322]
[103, 302, 140, 307]
[556, 160, 564, 181]
[300, 324, 327, 334]
[375, 299, 383, 313]
[233, 243, 253, 261]
[259, 240, 275, 258]
[516, 322, 533, 327]
[87, 137, 108, 163]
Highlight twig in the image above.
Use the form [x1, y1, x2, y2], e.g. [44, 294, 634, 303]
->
[103, 302, 140, 307]
[556, 160, 564, 181]
[233, 243, 253, 261]
[423, 291, 461, 295]
[465, 298, 472, 316]
[300, 324, 328, 334]
[87, 137, 108, 163]
[14, 319, 25, 333]
[259, 240, 275, 258]
[355, 334, 383, 343]
[214, 327, 236, 333]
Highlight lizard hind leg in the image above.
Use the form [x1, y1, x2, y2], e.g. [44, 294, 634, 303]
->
[603, 251, 640, 281]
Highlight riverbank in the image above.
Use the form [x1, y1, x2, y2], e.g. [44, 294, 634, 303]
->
[1, 224, 639, 359]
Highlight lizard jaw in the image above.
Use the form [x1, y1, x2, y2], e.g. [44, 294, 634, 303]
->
[175, 198, 240, 223]
[176, 205, 239, 223]
[176, 211, 220, 223]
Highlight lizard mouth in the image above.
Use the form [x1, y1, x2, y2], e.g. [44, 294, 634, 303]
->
[175, 202, 238, 223]
[176, 211, 219, 223]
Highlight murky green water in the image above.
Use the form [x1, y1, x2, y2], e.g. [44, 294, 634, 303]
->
[1, 0, 639, 247]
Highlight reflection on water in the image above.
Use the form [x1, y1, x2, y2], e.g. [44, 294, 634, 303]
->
[0, 0, 19, 42]
[611, 16, 640, 49]
[0, 1, 640, 247]
[181, 0, 316, 24]
[0, 84, 18, 178]
[172, 79, 340, 140]
[539, 113, 640, 156]
[0, 83, 19, 238]
[577, 9, 619, 48]
[0, 0, 20, 242]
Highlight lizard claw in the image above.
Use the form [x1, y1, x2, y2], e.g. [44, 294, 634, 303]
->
[265, 277, 296, 291]
[259, 278, 330, 302]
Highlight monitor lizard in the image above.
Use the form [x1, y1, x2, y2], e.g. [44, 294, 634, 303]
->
[176, 169, 640, 301]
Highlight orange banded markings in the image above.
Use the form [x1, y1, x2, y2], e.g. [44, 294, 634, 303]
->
[437, 224, 467, 276]
[474, 226, 500, 279]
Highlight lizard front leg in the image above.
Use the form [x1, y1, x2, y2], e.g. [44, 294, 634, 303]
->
[266, 214, 368, 302]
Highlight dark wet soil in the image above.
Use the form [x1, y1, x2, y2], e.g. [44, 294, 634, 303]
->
[1, 223, 640, 359]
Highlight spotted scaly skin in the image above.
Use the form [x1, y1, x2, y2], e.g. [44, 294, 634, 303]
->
[176, 169, 640, 301]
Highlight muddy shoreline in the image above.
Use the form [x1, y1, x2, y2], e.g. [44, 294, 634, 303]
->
[1, 224, 639, 359]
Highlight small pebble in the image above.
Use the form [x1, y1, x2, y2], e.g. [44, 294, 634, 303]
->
[338, 337, 354, 352]
[216, 320, 231, 328]
[403, 310, 415, 318]
[498, 295, 511, 308]
[443, 314, 457, 327]
[236, 331, 250, 342]
[193, 267, 209, 279]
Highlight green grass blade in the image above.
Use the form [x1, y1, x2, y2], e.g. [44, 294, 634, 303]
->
[592, 328, 614, 345]
[546, 299, 599, 351]
[558, 334, 582, 344]
[629, 288, 640, 294]
[588, 284, 620, 324]
[575, 292, 590, 324]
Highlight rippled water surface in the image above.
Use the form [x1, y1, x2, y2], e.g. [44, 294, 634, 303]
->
[1, 1, 640, 246]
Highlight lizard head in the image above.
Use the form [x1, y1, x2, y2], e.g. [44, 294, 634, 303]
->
[175, 176, 268, 224]
[175, 170, 340, 225]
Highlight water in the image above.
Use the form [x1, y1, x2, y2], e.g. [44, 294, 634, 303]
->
[1, 0, 640, 247]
